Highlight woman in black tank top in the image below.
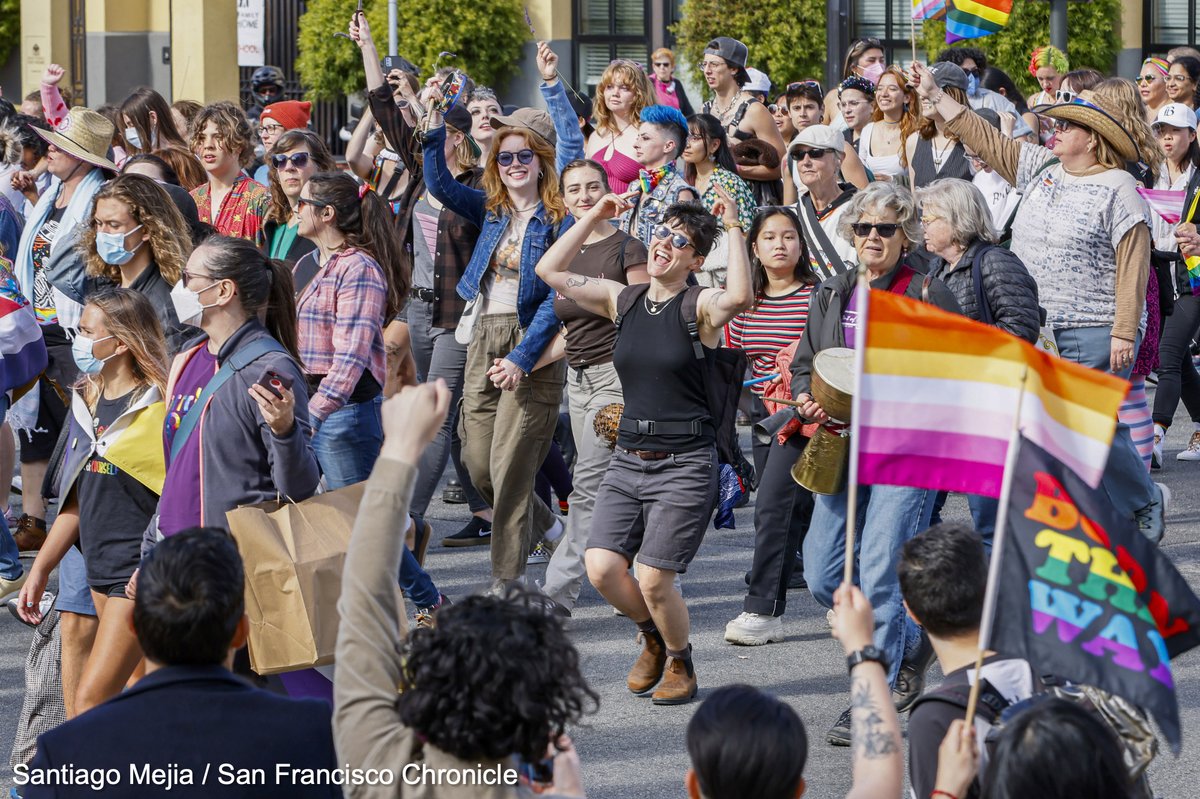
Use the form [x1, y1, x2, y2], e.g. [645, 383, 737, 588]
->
[535, 187, 753, 706]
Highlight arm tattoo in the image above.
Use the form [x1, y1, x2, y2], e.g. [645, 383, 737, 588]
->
[850, 675, 899, 760]
[565, 274, 596, 288]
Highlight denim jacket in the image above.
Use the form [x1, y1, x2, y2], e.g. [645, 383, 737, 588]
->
[421, 82, 583, 374]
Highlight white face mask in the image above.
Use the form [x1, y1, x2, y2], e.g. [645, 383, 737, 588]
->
[125, 127, 142, 150]
[170, 277, 221, 328]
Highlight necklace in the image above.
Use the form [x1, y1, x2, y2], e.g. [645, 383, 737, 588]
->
[644, 292, 678, 316]
[709, 92, 740, 122]
[931, 136, 955, 170]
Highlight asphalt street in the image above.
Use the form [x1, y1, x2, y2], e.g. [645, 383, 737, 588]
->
[0, 403, 1199, 798]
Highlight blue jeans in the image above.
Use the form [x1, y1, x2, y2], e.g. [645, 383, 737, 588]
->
[313, 396, 384, 489]
[803, 484, 935, 686]
[1053, 326, 1154, 518]
[930, 492, 999, 557]
[0, 405, 19, 581]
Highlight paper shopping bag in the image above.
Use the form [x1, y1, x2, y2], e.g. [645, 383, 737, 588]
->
[226, 482, 365, 675]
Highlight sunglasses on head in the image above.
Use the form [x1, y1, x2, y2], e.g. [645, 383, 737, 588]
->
[1055, 89, 1075, 103]
[788, 80, 823, 92]
[792, 147, 830, 161]
[271, 152, 311, 169]
[653, 225, 694, 251]
[850, 222, 900, 238]
[496, 149, 535, 167]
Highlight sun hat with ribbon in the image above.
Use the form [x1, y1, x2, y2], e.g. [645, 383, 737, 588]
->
[31, 107, 118, 171]
[1038, 94, 1141, 163]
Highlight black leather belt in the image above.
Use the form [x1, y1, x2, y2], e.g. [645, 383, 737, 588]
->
[618, 417, 703, 436]
[410, 287, 436, 302]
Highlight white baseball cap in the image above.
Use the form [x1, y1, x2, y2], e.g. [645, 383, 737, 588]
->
[789, 124, 844, 154]
[1153, 103, 1198, 131]
[744, 68, 772, 95]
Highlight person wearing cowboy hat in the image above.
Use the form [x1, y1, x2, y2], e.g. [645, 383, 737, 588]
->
[10, 106, 117, 558]
[910, 62, 1169, 547]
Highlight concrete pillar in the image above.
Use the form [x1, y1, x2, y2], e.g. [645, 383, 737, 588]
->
[20, 0, 72, 97]
[170, 0, 239, 105]
[1115, 0, 1144, 78]
[84, 0, 173, 106]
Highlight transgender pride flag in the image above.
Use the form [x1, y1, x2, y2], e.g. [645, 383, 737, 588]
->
[856, 291, 1128, 496]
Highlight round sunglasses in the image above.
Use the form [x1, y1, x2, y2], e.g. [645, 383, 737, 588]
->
[850, 222, 900, 238]
[653, 225, 695, 250]
[496, 149, 535, 167]
[271, 152, 311, 170]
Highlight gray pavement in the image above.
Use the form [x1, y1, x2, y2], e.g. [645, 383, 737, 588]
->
[1, 408, 1200, 797]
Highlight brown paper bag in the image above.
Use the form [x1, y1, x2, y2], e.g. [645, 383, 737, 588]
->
[226, 483, 365, 675]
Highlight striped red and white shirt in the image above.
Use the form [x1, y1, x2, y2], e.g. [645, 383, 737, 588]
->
[726, 285, 814, 395]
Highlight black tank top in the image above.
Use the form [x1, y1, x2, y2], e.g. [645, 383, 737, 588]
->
[612, 290, 715, 453]
[911, 137, 972, 188]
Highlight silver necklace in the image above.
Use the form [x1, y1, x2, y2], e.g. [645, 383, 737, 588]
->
[644, 292, 678, 316]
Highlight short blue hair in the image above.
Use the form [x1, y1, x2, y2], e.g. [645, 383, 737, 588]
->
[639, 104, 689, 153]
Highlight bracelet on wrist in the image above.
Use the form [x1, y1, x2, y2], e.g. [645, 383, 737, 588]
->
[931, 791, 959, 799]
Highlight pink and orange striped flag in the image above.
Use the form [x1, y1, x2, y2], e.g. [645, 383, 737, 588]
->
[857, 290, 1129, 496]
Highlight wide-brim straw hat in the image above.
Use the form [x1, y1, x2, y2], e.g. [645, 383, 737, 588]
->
[31, 107, 118, 172]
[1036, 94, 1141, 163]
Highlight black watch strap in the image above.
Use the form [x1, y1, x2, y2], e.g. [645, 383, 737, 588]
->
[846, 645, 889, 675]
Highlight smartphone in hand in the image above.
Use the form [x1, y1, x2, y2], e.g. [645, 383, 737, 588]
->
[255, 369, 293, 400]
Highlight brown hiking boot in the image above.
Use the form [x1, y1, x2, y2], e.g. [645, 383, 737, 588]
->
[652, 651, 698, 705]
[626, 630, 667, 694]
[13, 515, 46, 554]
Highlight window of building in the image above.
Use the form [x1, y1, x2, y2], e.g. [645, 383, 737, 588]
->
[1147, 0, 1198, 52]
[853, 0, 930, 69]
[574, 0, 650, 94]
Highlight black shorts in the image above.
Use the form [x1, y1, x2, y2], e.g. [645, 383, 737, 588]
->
[18, 374, 68, 463]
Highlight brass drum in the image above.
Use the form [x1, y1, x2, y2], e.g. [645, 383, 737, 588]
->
[810, 348, 854, 423]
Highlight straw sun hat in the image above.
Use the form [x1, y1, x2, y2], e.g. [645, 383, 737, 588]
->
[1037, 93, 1141, 163]
[31, 107, 118, 172]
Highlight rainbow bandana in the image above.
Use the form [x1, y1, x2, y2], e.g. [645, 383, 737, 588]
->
[637, 164, 674, 194]
[1143, 57, 1170, 77]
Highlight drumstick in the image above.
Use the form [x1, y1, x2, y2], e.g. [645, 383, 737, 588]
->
[743, 373, 779, 386]
[766, 397, 808, 408]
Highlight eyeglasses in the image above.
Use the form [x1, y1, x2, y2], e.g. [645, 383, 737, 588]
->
[297, 197, 331, 211]
[850, 222, 900, 238]
[919, 214, 943, 226]
[1055, 89, 1075, 103]
[1134, 75, 1159, 85]
[271, 152, 311, 170]
[180, 269, 219, 289]
[259, 124, 285, 139]
[1167, 74, 1195, 84]
[791, 148, 830, 161]
[496, 149, 536, 167]
[653, 225, 694, 250]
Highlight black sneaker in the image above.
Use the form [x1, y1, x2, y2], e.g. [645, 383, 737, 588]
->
[442, 479, 467, 504]
[893, 630, 936, 712]
[827, 706, 852, 746]
[442, 516, 492, 547]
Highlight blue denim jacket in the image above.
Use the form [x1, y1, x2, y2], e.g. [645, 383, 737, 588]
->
[421, 81, 584, 374]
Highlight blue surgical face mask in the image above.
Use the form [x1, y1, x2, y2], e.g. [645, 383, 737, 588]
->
[71, 334, 116, 376]
[96, 225, 144, 266]
[124, 127, 142, 150]
[967, 73, 979, 98]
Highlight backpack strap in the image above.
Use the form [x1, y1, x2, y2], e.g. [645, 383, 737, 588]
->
[613, 283, 651, 333]
[168, 337, 287, 463]
[909, 677, 1011, 723]
[971, 245, 997, 325]
[681, 285, 706, 360]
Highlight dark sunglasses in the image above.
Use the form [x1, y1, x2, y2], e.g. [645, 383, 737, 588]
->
[963, 67, 982, 78]
[1052, 119, 1076, 133]
[850, 222, 900, 238]
[653, 62, 672, 68]
[787, 80, 823, 92]
[653, 225, 694, 250]
[271, 152, 311, 170]
[792, 148, 830, 161]
[297, 197, 331, 211]
[496, 149, 535, 167]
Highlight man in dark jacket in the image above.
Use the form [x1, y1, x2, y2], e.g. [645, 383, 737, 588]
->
[23, 529, 341, 798]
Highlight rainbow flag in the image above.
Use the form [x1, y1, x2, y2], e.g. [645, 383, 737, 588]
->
[857, 290, 1129, 496]
[0, 258, 46, 397]
[946, 0, 1012, 43]
[913, 0, 946, 20]
[1183, 188, 1200, 292]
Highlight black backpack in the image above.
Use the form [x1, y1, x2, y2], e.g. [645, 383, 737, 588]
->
[614, 283, 755, 490]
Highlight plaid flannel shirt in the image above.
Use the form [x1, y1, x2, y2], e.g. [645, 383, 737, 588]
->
[296, 248, 388, 424]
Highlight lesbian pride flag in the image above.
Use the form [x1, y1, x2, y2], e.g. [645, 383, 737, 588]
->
[857, 290, 1128, 496]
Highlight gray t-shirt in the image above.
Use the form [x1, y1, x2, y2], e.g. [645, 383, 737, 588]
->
[411, 192, 438, 291]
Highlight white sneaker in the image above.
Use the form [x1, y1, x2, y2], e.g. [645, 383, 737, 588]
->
[724, 612, 785, 646]
[826, 608, 836, 629]
[1177, 431, 1200, 461]
[1152, 434, 1164, 469]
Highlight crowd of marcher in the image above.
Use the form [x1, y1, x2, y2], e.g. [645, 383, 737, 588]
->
[0, 15, 1197, 798]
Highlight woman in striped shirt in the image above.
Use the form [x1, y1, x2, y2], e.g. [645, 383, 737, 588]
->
[724, 207, 819, 648]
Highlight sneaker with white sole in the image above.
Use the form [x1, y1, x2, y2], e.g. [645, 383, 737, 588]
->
[0, 570, 27, 601]
[526, 541, 551, 565]
[1135, 483, 1170, 544]
[1177, 431, 1200, 461]
[724, 612, 785, 645]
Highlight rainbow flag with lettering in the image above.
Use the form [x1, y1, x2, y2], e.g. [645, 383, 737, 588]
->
[945, 0, 1012, 42]
[991, 437, 1200, 752]
[913, 0, 946, 20]
[857, 290, 1128, 496]
[1182, 186, 1200, 292]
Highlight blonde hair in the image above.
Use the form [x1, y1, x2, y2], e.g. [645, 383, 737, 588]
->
[873, 66, 921, 168]
[1090, 79, 1163, 183]
[76, 287, 168, 410]
[447, 123, 479, 171]
[482, 128, 566, 224]
[81, 174, 191, 286]
[189, 101, 255, 168]
[593, 62, 654, 135]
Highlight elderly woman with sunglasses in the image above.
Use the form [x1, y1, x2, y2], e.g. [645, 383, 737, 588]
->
[789, 182, 959, 745]
[911, 62, 1168, 544]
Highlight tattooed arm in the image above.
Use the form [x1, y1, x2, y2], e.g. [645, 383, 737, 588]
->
[831, 583, 904, 799]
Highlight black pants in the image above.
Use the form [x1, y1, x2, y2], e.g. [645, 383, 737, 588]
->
[744, 433, 814, 616]
[1153, 293, 1200, 429]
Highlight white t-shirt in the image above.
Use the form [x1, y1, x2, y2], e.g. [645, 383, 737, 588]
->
[972, 168, 1019, 238]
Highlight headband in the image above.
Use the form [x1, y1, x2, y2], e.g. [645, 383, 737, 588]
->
[838, 76, 875, 99]
[1143, 58, 1170, 77]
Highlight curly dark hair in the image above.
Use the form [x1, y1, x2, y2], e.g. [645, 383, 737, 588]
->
[398, 586, 598, 763]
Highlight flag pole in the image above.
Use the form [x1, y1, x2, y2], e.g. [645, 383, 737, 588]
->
[964, 365, 1028, 725]
[910, 6, 918, 67]
[843, 265, 870, 586]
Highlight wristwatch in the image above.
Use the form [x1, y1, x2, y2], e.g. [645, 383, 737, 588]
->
[846, 645, 889, 675]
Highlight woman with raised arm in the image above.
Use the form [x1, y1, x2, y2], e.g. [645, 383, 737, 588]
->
[536, 187, 752, 706]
